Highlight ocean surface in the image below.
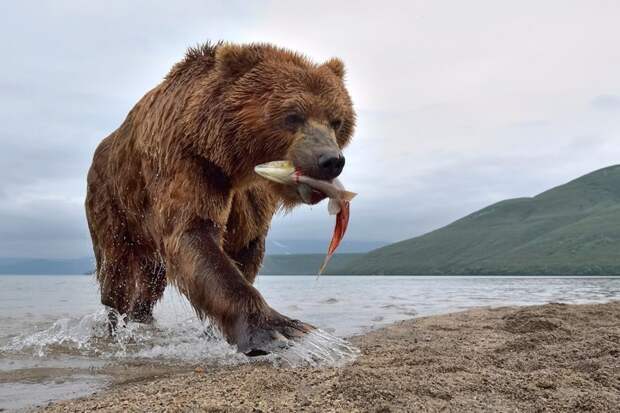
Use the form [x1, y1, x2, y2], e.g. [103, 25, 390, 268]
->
[1, 274, 619, 411]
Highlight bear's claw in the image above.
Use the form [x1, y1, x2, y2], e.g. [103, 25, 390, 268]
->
[233, 310, 314, 356]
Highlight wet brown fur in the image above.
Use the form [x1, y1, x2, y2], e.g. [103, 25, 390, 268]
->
[85, 42, 355, 350]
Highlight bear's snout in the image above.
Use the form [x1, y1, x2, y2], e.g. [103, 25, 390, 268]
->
[318, 152, 345, 180]
[289, 122, 345, 181]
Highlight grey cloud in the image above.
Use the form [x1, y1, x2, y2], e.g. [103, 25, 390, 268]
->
[591, 94, 620, 110]
[0, 198, 91, 258]
[508, 120, 550, 129]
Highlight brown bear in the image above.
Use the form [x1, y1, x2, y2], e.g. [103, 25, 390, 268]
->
[85, 42, 355, 355]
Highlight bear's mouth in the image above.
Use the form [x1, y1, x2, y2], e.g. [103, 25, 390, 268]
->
[296, 184, 328, 204]
[254, 160, 357, 274]
[254, 160, 356, 205]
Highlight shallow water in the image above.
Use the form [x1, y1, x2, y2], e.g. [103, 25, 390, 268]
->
[1, 275, 619, 410]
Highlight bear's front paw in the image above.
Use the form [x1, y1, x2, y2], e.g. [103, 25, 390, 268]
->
[232, 308, 314, 356]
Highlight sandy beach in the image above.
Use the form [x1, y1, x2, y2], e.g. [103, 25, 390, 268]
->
[37, 301, 619, 412]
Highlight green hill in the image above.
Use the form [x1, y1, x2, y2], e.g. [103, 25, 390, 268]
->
[328, 165, 620, 275]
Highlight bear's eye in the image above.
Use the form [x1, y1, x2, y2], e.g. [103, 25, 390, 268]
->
[330, 119, 343, 131]
[284, 113, 306, 129]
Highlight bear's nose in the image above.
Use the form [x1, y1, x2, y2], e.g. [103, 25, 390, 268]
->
[318, 153, 345, 180]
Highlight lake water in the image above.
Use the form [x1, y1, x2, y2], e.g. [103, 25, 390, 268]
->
[1, 274, 619, 411]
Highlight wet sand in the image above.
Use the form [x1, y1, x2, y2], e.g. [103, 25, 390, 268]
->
[38, 301, 619, 412]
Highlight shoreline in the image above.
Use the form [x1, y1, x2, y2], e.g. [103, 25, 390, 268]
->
[37, 300, 620, 412]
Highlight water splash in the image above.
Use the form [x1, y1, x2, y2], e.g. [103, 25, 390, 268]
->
[3, 309, 243, 364]
[5, 309, 110, 358]
[268, 329, 360, 368]
[2, 309, 359, 368]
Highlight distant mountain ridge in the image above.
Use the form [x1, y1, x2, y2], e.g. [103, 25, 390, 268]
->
[328, 165, 620, 275]
[0, 254, 362, 276]
[265, 239, 387, 254]
[0, 257, 94, 275]
[0, 239, 381, 275]
[259, 254, 362, 275]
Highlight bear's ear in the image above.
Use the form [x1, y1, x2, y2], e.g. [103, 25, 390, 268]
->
[215, 44, 263, 80]
[323, 57, 346, 79]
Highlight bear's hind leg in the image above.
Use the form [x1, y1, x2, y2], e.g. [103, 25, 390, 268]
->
[127, 257, 167, 323]
[97, 250, 166, 329]
[97, 255, 133, 332]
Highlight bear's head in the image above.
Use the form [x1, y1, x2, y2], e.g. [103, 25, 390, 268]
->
[212, 43, 356, 205]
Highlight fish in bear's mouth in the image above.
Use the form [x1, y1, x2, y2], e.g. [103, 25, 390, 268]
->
[254, 160, 357, 274]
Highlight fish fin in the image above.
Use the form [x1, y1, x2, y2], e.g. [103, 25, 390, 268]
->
[318, 200, 350, 276]
[340, 190, 357, 202]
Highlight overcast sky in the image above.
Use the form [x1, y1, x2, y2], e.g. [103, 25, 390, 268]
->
[1, 1, 619, 258]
